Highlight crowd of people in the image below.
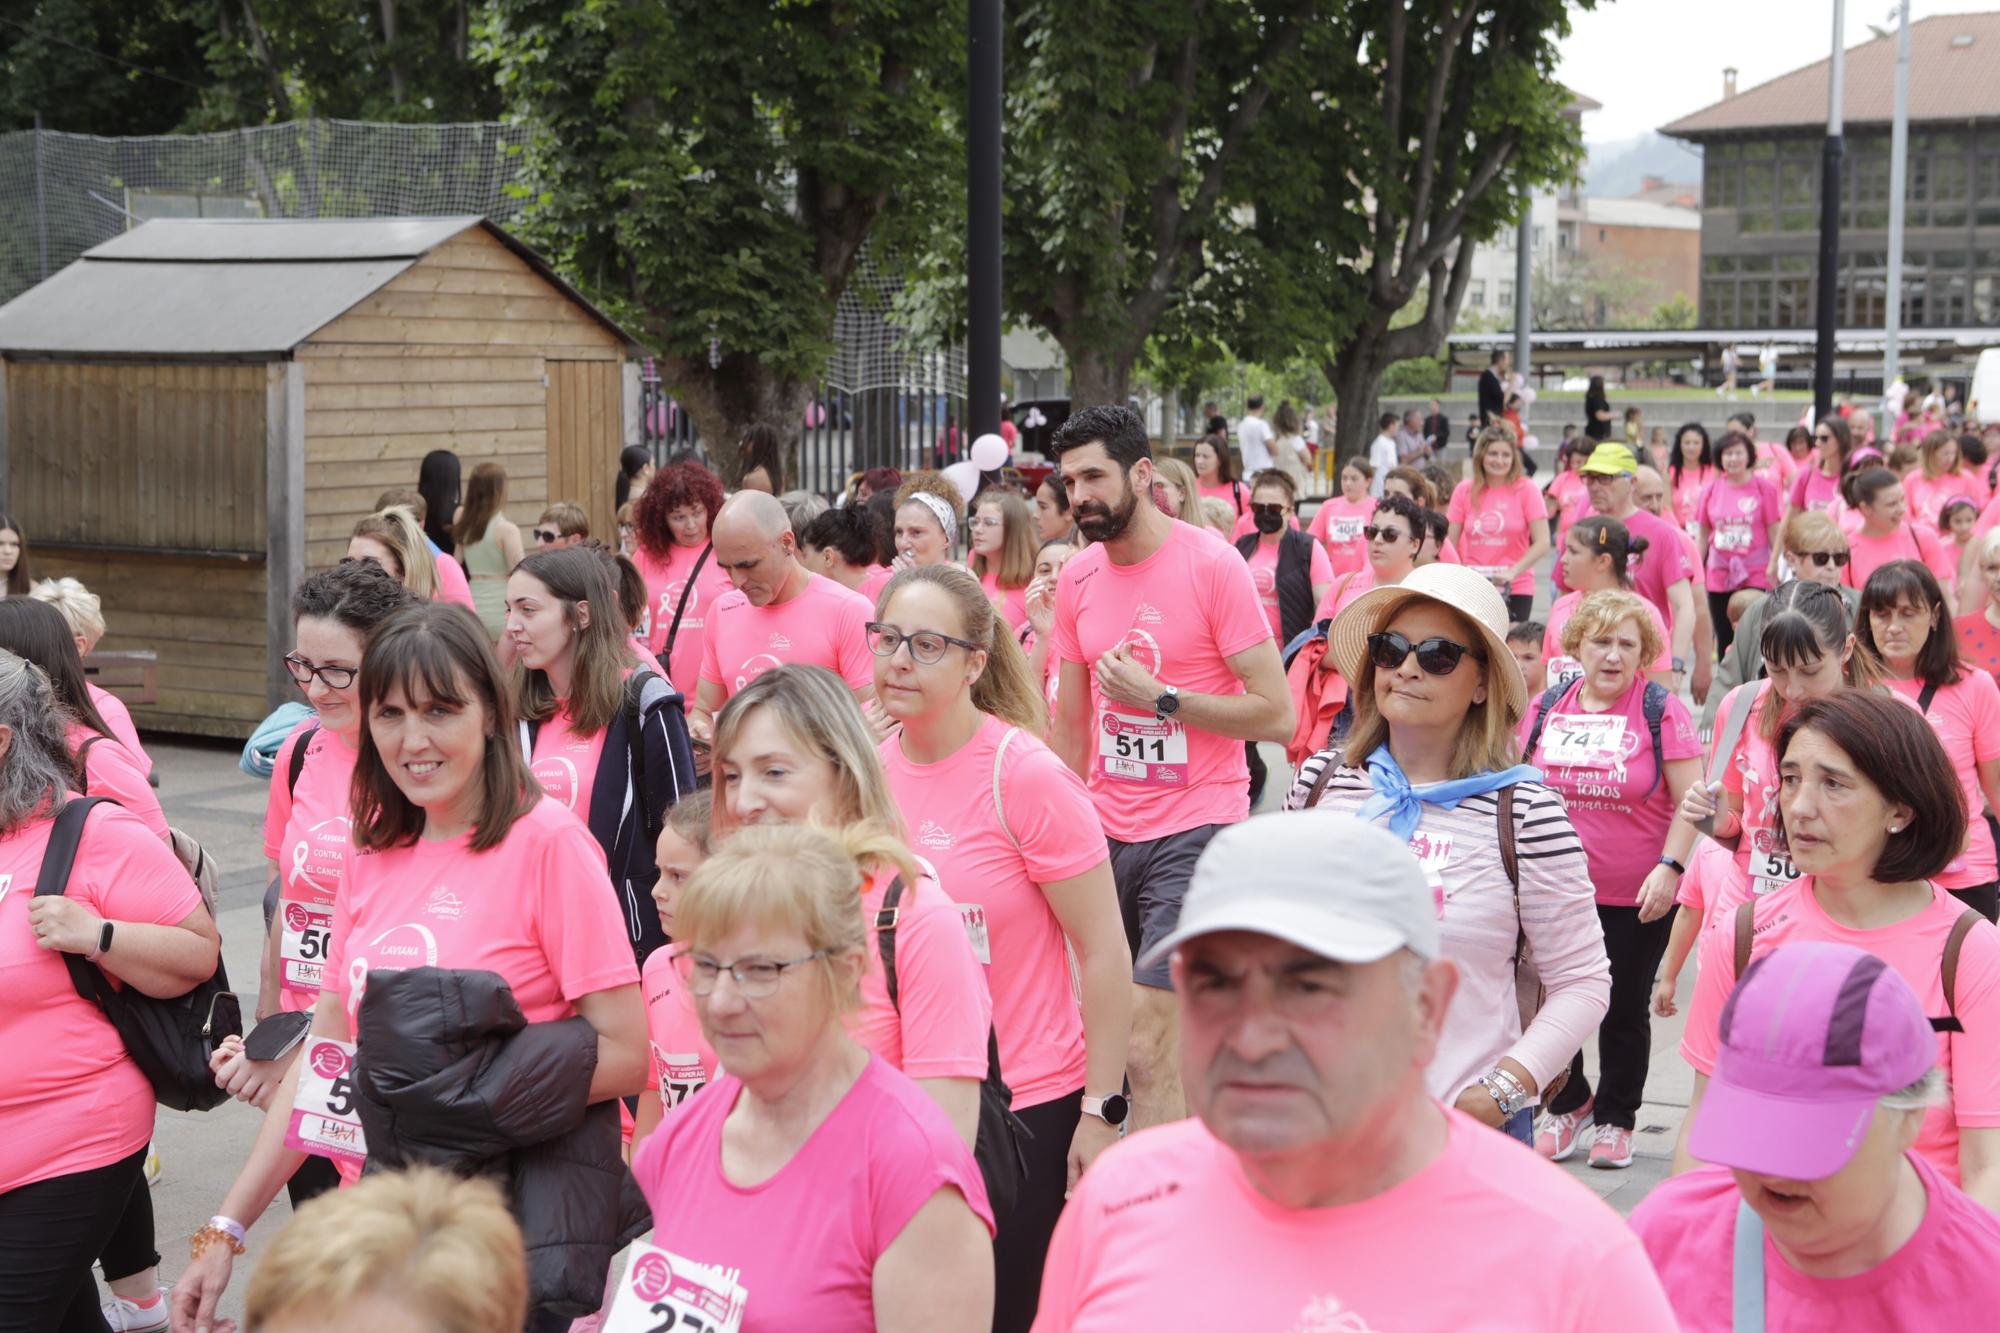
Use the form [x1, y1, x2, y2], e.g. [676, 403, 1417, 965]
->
[11, 389, 2000, 1333]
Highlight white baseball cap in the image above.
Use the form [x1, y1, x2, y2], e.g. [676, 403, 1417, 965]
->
[1139, 813, 1439, 970]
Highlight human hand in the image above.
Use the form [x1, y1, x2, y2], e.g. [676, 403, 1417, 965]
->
[1092, 644, 1161, 712]
[1652, 973, 1679, 1018]
[1678, 779, 1719, 826]
[1636, 865, 1677, 924]
[1066, 1115, 1120, 1195]
[26, 897, 102, 955]
[860, 696, 899, 744]
[212, 1047, 281, 1110]
[1691, 655, 1713, 706]
[171, 1244, 237, 1333]
[1025, 576, 1057, 637]
[1451, 1082, 1508, 1130]
[891, 550, 919, 574]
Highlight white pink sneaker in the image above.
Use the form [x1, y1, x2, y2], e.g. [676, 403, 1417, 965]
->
[101, 1287, 170, 1333]
[1533, 1098, 1593, 1162]
[1588, 1124, 1635, 1169]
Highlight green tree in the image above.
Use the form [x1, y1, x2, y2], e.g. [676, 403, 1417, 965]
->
[478, 0, 961, 481]
[0, 0, 211, 134]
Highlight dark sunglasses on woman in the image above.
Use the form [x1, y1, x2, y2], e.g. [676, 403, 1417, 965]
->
[1793, 549, 1850, 568]
[1368, 629, 1485, 676]
[1362, 525, 1409, 543]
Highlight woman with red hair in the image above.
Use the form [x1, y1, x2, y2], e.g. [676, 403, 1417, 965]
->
[633, 461, 732, 698]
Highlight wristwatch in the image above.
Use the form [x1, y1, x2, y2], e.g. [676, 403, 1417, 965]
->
[1154, 686, 1180, 720]
[1671, 657, 1688, 673]
[1081, 1092, 1131, 1127]
[1658, 854, 1686, 875]
[86, 920, 114, 962]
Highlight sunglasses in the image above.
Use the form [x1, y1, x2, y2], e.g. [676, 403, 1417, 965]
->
[1251, 502, 1287, 517]
[1362, 525, 1410, 543]
[1791, 549, 1850, 568]
[532, 527, 561, 543]
[1368, 630, 1485, 677]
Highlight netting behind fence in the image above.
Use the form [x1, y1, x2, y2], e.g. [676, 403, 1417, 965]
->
[0, 117, 963, 404]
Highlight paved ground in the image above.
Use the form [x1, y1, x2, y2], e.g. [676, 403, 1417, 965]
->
[118, 717, 1688, 1321]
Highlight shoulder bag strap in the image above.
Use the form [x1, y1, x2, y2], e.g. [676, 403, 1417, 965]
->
[625, 670, 662, 840]
[1708, 685, 1759, 789]
[516, 717, 536, 764]
[34, 797, 115, 1007]
[74, 734, 107, 795]
[992, 728, 1021, 852]
[1497, 784, 1519, 890]
[663, 544, 712, 660]
[287, 724, 319, 797]
[1732, 1199, 1767, 1332]
[1919, 680, 1940, 715]
[1302, 753, 1342, 809]
[874, 875, 906, 1012]
[1733, 900, 1757, 979]
[1938, 908, 1983, 1033]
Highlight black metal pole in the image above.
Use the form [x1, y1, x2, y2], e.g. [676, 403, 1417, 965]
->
[1814, 135, 1842, 424]
[967, 0, 1002, 440]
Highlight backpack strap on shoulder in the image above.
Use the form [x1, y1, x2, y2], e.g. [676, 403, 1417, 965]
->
[1733, 900, 1757, 979]
[1522, 682, 1568, 760]
[1935, 908, 1983, 1034]
[874, 875, 905, 1012]
[287, 724, 319, 797]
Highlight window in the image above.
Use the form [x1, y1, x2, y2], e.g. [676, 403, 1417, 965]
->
[1469, 279, 1487, 308]
[1778, 158, 1817, 231]
[1740, 159, 1776, 232]
[1497, 280, 1513, 308]
[1932, 152, 1969, 227]
[1706, 161, 1740, 210]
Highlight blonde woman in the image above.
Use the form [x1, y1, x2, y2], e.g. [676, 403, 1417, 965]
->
[31, 575, 148, 769]
[710, 664, 991, 1145]
[967, 489, 1039, 632]
[1447, 426, 1551, 622]
[1151, 457, 1208, 527]
[630, 824, 995, 1332]
[348, 507, 439, 601]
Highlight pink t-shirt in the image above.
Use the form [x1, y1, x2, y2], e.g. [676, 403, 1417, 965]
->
[73, 723, 168, 842]
[853, 866, 991, 1080]
[879, 717, 1105, 1107]
[1788, 465, 1843, 514]
[1036, 1111, 1677, 1333]
[1715, 681, 1795, 898]
[1695, 473, 1784, 592]
[1547, 469, 1591, 551]
[328, 796, 636, 1026]
[1671, 465, 1716, 529]
[1051, 520, 1272, 842]
[1244, 537, 1334, 642]
[859, 564, 896, 609]
[0, 801, 199, 1193]
[1307, 495, 1372, 577]
[1844, 523, 1955, 592]
[1632, 1154, 2000, 1332]
[1673, 835, 1749, 933]
[262, 724, 358, 1012]
[1447, 476, 1544, 595]
[636, 542, 734, 698]
[1754, 437, 1799, 486]
[432, 550, 476, 610]
[631, 1056, 993, 1331]
[1197, 479, 1246, 515]
[1518, 676, 1701, 905]
[1619, 507, 1698, 632]
[1682, 879, 2000, 1185]
[1887, 673, 2000, 887]
[977, 566, 1030, 633]
[641, 945, 717, 1115]
[87, 684, 148, 773]
[528, 698, 612, 820]
[699, 572, 875, 700]
[1904, 471, 1978, 530]
[1314, 566, 1379, 622]
[1541, 589, 1673, 683]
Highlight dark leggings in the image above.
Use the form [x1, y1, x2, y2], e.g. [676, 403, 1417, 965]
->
[1950, 882, 2000, 924]
[1708, 589, 1739, 658]
[1506, 592, 1534, 625]
[0, 1144, 148, 1333]
[1547, 905, 1674, 1131]
[991, 1090, 1083, 1333]
[287, 1151, 341, 1209]
[1245, 741, 1267, 809]
[94, 1152, 159, 1285]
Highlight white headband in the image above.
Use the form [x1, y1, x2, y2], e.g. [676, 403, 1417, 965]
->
[906, 491, 958, 546]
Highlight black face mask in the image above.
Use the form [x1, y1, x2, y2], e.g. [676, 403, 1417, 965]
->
[1253, 509, 1285, 534]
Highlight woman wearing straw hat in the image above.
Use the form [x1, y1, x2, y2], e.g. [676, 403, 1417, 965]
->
[1284, 563, 1611, 1143]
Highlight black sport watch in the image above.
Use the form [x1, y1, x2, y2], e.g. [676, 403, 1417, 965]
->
[1154, 686, 1180, 719]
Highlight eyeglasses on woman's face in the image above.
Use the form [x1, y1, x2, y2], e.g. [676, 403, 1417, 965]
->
[1367, 630, 1485, 677]
[676, 948, 829, 999]
[865, 622, 982, 665]
[284, 653, 356, 689]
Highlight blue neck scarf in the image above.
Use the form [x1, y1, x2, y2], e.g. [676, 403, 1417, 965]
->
[1353, 745, 1543, 842]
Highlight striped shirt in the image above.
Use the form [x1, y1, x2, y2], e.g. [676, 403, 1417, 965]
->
[1285, 755, 1610, 1105]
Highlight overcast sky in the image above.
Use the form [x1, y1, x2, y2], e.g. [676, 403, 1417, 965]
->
[1556, 0, 1989, 144]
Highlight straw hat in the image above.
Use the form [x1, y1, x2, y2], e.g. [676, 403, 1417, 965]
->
[1325, 564, 1528, 720]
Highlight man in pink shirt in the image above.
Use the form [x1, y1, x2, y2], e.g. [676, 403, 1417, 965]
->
[1048, 405, 1293, 1130]
[1633, 941, 2000, 1329]
[690, 491, 874, 749]
[1036, 815, 1678, 1333]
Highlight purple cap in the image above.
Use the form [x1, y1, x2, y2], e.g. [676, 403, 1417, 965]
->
[1689, 941, 1935, 1181]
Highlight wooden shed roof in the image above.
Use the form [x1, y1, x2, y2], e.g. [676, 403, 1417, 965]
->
[0, 216, 639, 357]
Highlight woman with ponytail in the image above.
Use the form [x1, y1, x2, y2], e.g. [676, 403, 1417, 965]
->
[1542, 516, 1674, 689]
[869, 565, 1130, 1333]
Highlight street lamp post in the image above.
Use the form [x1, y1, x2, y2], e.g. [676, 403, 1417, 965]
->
[967, 0, 1003, 440]
[1812, 0, 1845, 426]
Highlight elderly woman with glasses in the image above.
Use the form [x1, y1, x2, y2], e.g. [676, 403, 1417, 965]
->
[1286, 564, 1610, 1145]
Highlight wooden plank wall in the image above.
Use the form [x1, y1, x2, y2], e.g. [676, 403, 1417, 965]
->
[6, 361, 266, 553]
[546, 360, 623, 538]
[37, 550, 267, 739]
[298, 227, 623, 571]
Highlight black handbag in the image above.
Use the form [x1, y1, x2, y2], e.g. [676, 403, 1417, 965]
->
[39, 796, 241, 1113]
[876, 875, 1032, 1220]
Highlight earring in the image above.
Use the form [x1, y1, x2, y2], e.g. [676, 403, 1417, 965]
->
[1889, 824, 1902, 834]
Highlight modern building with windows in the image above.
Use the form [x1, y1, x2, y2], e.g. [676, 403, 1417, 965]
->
[1663, 13, 2000, 331]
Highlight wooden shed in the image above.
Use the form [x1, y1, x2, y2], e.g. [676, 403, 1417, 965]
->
[0, 217, 639, 737]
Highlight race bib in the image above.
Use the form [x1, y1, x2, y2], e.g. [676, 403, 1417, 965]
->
[1749, 828, 1800, 897]
[653, 1046, 710, 1111]
[1547, 655, 1582, 687]
[284, 1037, 368, 1170]
[1097, 710, 1189, 786]
[1325, 517, 1364, 543]
[1541, 713, 1628, 770]
[604, 1244, 747, 1333]
[1408, 831, 1453, 918]
[1715, 522, 1754, 553]
[1471, 564, 1511, 583]
[958, 903, 992, 965]
[278, 897, 334, 994]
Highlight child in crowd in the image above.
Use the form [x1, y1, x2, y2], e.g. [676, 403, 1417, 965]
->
[1506, 620, 1547, 699]
[1651, 836, 1741, 1019]
[631, 790, 718, 1154]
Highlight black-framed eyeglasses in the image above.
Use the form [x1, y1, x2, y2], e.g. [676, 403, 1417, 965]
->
[1362, 525, 1410, 543]
[1793, 549, 1851, 568]
[1368, 630, 1485, 677]
[675, 948, 830, 998]
[533, 527, 561, 543]
[865, 622, 982, 665]
[284, 653, 356, 689]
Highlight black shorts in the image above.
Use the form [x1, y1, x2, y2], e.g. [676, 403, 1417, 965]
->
[1108, 823, 1224, 989]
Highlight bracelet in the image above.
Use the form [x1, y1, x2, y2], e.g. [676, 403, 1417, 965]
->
[1476, 1069, 1532, 1120]
[191, 1216, 247, 1259]
[1658, 854, 1686, 875]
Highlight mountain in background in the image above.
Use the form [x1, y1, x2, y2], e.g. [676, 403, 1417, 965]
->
[1585, 131, 1704, 197]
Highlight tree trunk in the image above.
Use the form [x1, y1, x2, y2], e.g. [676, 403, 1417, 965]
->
[1325, 333, 1394, 469]
[1064, 345, 1134, 413]
[378, 0, 407, 104]
[656, 351, 811, 487]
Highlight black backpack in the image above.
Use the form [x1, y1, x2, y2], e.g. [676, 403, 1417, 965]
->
[39, 796, 240, 1112]
[876, 875, 1031, 1219]
[1523, 679, 1671, 798]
